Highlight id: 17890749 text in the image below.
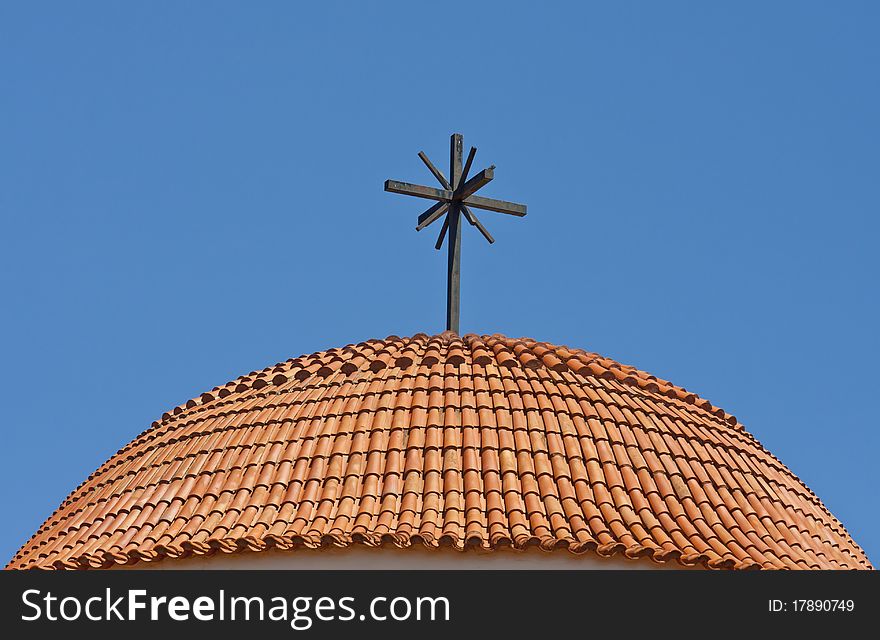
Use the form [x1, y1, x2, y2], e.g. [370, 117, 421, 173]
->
[768, 599, 854, 613]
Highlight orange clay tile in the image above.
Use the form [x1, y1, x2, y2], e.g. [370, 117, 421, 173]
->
[6, 332, 871, 570]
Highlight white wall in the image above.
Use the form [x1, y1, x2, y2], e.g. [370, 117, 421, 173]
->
[125, 546, 699, 570]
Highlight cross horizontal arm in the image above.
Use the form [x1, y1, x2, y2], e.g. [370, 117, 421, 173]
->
[454, 167, 494, 200]
[416, 200, 449, 230]
[462, 194, 527, 216]
[384, 180, 452, 202]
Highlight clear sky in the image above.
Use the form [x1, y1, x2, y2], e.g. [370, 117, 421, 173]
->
[2, 2, 877, 566]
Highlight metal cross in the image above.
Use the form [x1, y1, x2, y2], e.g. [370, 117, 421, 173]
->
[384, 133, 527, 334]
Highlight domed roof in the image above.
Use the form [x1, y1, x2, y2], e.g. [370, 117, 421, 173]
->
[9, 332, 870, 570]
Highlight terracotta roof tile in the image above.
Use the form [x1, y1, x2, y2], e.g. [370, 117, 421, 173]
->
[7, 332, 871, 570]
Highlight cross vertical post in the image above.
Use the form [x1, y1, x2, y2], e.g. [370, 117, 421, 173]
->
[447, 134, 463, 333]
[384, 133, 527, 334]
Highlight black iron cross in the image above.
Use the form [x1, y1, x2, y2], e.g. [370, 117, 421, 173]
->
[384, 133, 527, 334]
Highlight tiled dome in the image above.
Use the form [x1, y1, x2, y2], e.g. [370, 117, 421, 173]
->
[8, 332, 871, 570]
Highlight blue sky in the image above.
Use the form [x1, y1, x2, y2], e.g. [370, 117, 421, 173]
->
[1, 2, 877, 566]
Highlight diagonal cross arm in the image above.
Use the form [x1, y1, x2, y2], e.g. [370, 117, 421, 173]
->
[416, 200, 449, 230]
[462, 206, 495, 244]
[434, 216, 449, 249]
[384, 180, 452, 202]
[454, 167, 494, 200]
[418, 152, 452, 190]
[460, 146, 477, 185]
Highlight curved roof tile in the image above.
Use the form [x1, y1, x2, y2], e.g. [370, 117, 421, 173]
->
[7, 332, 871, 570]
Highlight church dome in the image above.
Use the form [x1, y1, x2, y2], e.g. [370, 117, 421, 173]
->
[8, 332, 871, 570]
